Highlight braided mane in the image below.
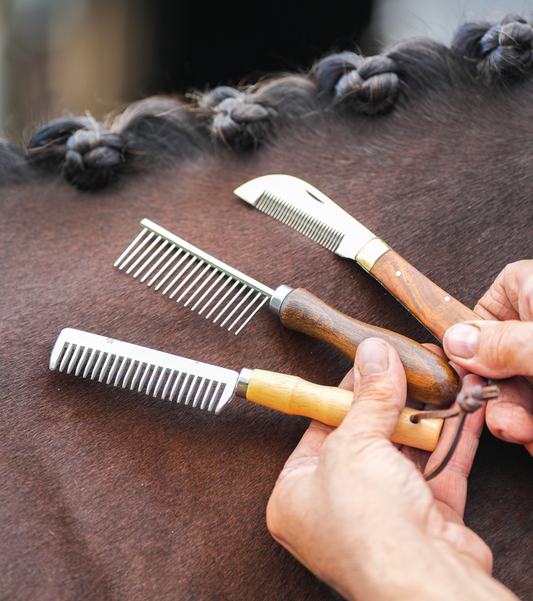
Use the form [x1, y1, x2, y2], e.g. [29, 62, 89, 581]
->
[2, 13, 533, 190]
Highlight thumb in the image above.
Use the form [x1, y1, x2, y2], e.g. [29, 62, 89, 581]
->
[443, 320, 533, 379]
[339, 338, 407, 441]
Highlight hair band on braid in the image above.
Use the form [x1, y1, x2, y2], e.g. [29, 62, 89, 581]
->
[315, 51, 400, 115]
[452, 14, 533, 82]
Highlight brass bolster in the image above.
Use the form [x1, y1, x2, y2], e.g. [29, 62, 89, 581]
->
[355, 238, 390, 271]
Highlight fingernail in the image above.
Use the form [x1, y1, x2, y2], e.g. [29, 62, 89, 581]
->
[357, 339, 389, 376]
[444, 324, 480, 359]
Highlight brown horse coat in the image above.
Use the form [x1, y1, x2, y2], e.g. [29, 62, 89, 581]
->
[1, 15, 533, 600]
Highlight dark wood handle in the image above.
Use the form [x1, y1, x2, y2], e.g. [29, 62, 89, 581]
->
[369, 250, 480, 341]
[279, 288, 460, 406]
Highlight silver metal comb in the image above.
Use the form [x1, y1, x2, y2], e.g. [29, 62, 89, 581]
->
[49, 327, 443, 451]
[113, 219, 462, 406]
[114, 219, 273, 335]
[50, 328, 237, 412]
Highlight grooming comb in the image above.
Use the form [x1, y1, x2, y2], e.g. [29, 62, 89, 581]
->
[50, 328, 443, 451]
[115, 219, 459, 406]
[234, 174, 480, 341]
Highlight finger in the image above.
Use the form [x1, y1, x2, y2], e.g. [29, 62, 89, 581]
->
[485, 376, 533, 445]
[278, 420, 334, 480]
[475, 265, 519, 321]
[338, 367, 355, 391]
[434, 512, 494, 574]
[422, 343, 445, 357]
[338, 338, 407, 442]
[474, 260, 533, 321]
[443, 320, 533, 378]
[425, 374, 486, 518]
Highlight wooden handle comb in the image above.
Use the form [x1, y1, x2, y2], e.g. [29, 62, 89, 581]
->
[245, 369, 443, 452]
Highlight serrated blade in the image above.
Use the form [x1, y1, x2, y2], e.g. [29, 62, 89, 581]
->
[50, 328, 237, 413]
[234, 174, 375, 259]
[235, 174, 481, 342]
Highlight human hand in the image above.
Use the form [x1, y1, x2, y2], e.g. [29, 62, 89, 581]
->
[267, 339, 516, 601]
[443, 260, 533, 455]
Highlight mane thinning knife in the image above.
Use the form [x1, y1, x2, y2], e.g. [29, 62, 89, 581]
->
[234, 174, 480, 341]
[114, 219, 460, 406]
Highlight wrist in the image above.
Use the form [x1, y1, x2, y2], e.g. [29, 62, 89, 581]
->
[334, 532, 517, 601]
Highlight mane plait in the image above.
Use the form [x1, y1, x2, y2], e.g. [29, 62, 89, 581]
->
[315, 51, 400, 115]
[28, 115, 129, 190]
[452, 14, 533, 81]
[28, 97, 205, 191]
[198, 76, 318, 152]
[19, 11, 533, 191]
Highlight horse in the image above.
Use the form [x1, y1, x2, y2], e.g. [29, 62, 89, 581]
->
[1, 13, 533, 600]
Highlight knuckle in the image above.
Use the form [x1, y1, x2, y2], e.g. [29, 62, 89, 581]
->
[266, 487, 290, 539]
[480, 321, 532, 375]
[482, 324, 508, 368]
[357, 376, 400, 404]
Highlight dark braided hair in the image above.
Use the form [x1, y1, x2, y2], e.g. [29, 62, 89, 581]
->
[452, 14, 533, 81]
[199, 77, 318, 152]
[198, 86, 278, 152]
[315, 51, 400, 115]
[28, 116, 129, 191]
[11, 12, 533, 192]
[28, 98, 206, 191]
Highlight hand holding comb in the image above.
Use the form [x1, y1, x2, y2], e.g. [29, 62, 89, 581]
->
[115, 219, 459, 406]
[50, 328, 443, 452]
[234, 174, 480, 341]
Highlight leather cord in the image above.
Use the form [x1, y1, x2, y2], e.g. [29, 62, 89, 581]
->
[409, 384, 499, 481]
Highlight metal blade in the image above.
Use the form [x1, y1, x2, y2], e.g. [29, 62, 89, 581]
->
[234, 174, 375, 259]
[115, 219, 274, 335]
[50, 328, 238, 413]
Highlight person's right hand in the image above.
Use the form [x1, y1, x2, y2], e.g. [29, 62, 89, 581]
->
[443, 260, 533, 455]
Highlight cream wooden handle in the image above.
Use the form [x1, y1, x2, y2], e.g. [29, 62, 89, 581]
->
[246, 369, 443, 452]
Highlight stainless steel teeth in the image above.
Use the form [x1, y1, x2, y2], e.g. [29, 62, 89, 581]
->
[255, 193, 344, 253]
[49, 329, 235, 412]
[115, 219, 275, 335]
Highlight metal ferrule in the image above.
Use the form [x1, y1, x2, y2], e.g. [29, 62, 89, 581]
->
[355, 237, 390, 272]
[236, 367, 254, 398]
[268, 284, 294, 316]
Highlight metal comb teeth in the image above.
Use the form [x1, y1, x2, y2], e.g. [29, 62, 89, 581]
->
[255, 192, 344, 253]
[115, 219, 274, 335]
[49, 328, 235, 412]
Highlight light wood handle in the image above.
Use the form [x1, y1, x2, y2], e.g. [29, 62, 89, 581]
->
[279, 288, 460, 406]
[367, 250, 480, 341]
[246, 369, 443, 451]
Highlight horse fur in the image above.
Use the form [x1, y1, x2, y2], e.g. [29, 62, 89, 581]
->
[1, 14, 533, 600]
